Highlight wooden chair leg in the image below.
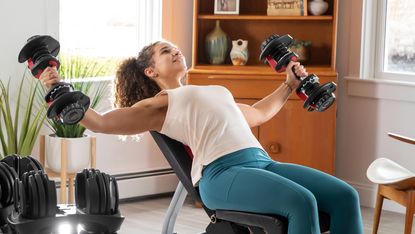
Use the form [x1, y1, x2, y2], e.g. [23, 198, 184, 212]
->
[60, 139, 68, 204]
[68, 176, 75, 204]
[404, 190, 415, 234]
[91, 137, 96, 169]
[372, 187, 384, 234]
[39, 135, 45, 167]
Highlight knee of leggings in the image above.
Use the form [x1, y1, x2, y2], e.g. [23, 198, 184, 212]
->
[290, 190, 318, 215]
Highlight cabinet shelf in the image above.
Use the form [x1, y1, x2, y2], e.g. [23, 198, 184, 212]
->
[190, 65, 337, 77]
[198, 15, 333, 21]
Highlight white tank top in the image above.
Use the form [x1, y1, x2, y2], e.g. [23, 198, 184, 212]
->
[160, 85, 263, 185]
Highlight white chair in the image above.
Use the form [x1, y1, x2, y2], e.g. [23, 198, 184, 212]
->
[367, 132, 415, 234]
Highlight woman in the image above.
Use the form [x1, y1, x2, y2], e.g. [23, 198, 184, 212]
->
[41, 40, 363, 234]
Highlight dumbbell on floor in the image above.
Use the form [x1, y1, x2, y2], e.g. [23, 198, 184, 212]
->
[8, 168, 122, 234]
[75, 168, 119, 216]
[0, 155, 43, 228]
[14, 170, 57, 220]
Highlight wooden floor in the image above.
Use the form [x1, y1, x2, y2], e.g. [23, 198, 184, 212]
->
[117, 195, 415, 234]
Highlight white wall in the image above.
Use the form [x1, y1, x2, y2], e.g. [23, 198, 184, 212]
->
[0, 0, 53, 82]
[336, 0, 415, 213]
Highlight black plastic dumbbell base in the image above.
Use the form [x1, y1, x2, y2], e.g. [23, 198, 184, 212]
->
[8, 204, 124, 234]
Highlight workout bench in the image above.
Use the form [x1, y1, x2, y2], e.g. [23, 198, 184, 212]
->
[150, 131, 330, 234]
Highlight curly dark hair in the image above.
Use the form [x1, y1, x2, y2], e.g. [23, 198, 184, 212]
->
[113, 41, 162, 108]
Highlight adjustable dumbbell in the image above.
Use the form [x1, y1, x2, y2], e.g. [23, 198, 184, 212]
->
[18, 35, 90, 125]
[75, 168, 119, 216]
[7, 168, 123, 234]
[74, 168, 122, 233]
[0, 155, 43, 230]
[259, 34, 337, 112]
[13, 170, 57, 220]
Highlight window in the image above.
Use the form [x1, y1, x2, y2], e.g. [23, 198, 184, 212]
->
[371, 0, 415, 81]
[59, 0, 162, 78]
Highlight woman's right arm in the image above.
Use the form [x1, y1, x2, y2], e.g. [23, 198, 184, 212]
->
[80, 96, 167, 135]
[40, 67, 167, 135]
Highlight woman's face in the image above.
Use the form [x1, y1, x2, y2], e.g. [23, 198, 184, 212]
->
[150, 42, 187, 80]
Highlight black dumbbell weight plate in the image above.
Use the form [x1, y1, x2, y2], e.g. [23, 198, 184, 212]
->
[86, 173, 100, 214]
[27, 156, 44, 172]
[40, 173, 57, 217]
[47, 180, 57, 217]
[19, 157, 39, 177]
[95, 171, 108, 214]
[0, 163, 13, 205]
[102, 173, 111, 215]
[28, 174, 39, 218]
[2, 162, 18, 205]
[34, 173, 46, 218]
[259, 34, 295, 62]
[1, 155, 19, 173]
[18, 35, 60, 63]
[110, 176, 119, 214]
[41, 173, 51, 216]
[303, 82, 336, 112]
[0, 163, 12, 206]
[21, 173, 30, 217]
[13, 179, 21, 213]
[75, 169, 88, 209]
[47, 91, 90, 125]
[44, 82, 74, 103]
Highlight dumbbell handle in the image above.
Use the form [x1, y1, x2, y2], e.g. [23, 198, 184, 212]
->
[291, 65, 303, 81]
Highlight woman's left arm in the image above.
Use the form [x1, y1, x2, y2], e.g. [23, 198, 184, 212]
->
[238, 61, 307, 127]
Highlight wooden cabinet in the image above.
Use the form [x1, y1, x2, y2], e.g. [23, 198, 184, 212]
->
[188, 0, 338, 174]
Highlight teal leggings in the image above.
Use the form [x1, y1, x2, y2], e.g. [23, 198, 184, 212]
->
[199, 148, 363, 234]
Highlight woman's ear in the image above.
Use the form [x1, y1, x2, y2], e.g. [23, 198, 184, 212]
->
[144, 67, 158, 79]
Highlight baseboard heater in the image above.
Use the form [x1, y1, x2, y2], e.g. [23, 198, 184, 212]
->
[56, 168, 179, 201]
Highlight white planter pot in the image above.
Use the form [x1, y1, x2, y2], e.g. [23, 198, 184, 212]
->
[45, 134, 92, 173]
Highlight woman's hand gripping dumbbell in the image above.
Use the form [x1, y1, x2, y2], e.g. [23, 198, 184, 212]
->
[259, 34, 337, 112]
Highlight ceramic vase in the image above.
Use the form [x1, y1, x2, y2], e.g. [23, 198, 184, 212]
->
[308, 0, 329, 16]
[205, 20, 229, 65]
[230, 39, 249, 66]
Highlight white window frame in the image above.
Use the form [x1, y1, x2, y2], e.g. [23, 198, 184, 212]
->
[361, 0, 415, 83]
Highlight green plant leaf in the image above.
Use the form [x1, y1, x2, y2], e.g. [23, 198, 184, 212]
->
[0, 74, 46, 158]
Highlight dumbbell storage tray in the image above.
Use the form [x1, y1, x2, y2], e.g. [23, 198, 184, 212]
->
[7, 204, 124, 234]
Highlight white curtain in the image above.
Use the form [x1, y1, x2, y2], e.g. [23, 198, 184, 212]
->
[137, 0, 162, 49]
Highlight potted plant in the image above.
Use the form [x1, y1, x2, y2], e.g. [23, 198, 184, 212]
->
[290, 40, 311, 63]
[0, 75, 46, 159]
[39, 55, 115, 173]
